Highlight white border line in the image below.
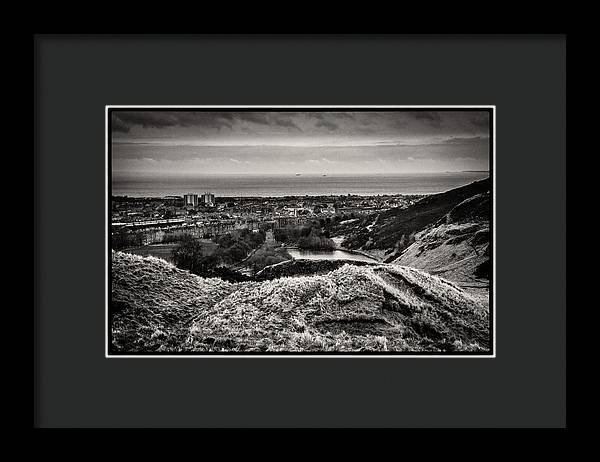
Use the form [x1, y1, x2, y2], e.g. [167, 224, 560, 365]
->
[105, 105, 109, 359]
[105, 105, 496, 359]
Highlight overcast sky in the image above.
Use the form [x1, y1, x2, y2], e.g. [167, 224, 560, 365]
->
[111, 111, 490, 176]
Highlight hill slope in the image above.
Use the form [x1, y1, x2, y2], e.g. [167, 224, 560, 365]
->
[341, 177, 491, 263]
[111, 251, 490, 354]
[111, 251, 235, 352]
[392, 191, 490, 296]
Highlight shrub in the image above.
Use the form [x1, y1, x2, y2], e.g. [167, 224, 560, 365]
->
[297, 235, 336, 250]
[246, 244, 292, 273]
[172, 235, 220, 273]
[111, 230, 144, 249]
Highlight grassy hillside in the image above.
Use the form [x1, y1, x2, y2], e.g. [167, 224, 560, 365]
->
[111, 251, 490, 354]
[393, 192, 491, 295]
[341, 178, 491, 261]
[111, 251, 235, 352]
[393, 223, 490, 287]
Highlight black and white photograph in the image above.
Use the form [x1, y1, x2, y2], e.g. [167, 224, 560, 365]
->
[108, 106, 494, 356]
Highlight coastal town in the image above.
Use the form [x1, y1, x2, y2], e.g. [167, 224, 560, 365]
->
[111, 192, 423, 248]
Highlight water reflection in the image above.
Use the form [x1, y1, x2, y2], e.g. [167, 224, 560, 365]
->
[286, 248, 377, 262]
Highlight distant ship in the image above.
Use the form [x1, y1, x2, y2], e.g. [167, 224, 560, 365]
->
[295, 173, 301, 176]
[322, 173, 327, 177]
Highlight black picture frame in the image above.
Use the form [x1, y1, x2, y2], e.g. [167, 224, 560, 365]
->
[34, 34, 566, 428]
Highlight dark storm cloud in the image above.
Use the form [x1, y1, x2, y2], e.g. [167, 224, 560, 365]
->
[112, 114, 131, 133]
[111, 110, 491, 176]
[112, 111, 306, 133]
[468, 112, 490, 129]
[226, 113, 270, 125]
[413, 112, 443, 128]
[269, 114, 303, 131]
[409, 111, 490, 133]
[111, 110, 491, 142]
[313, 114, 339, 131]
[114, 112, 234, 131]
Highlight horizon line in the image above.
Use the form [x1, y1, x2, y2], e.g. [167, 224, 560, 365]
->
[112, 170, 490, 177]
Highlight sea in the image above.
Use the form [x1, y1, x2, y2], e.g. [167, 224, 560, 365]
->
[111, 172, 489, 198]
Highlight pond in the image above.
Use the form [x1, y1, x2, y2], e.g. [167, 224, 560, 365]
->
[286, 247, 378, 263]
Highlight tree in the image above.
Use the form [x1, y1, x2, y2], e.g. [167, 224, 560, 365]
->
[172, 235, 205, 273]
[274, 229, 288, 243]
[217, 234, 235, 248]
[300, 226, 312, 237]
[297, 234, 336, 250]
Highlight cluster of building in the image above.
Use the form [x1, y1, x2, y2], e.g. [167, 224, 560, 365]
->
[183, 192, 215, 208]
[111, 192, 422, 243]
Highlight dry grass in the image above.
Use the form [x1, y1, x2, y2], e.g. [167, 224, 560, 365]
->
[112, 251, 490, 354]
[111, 251, 235, 352]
